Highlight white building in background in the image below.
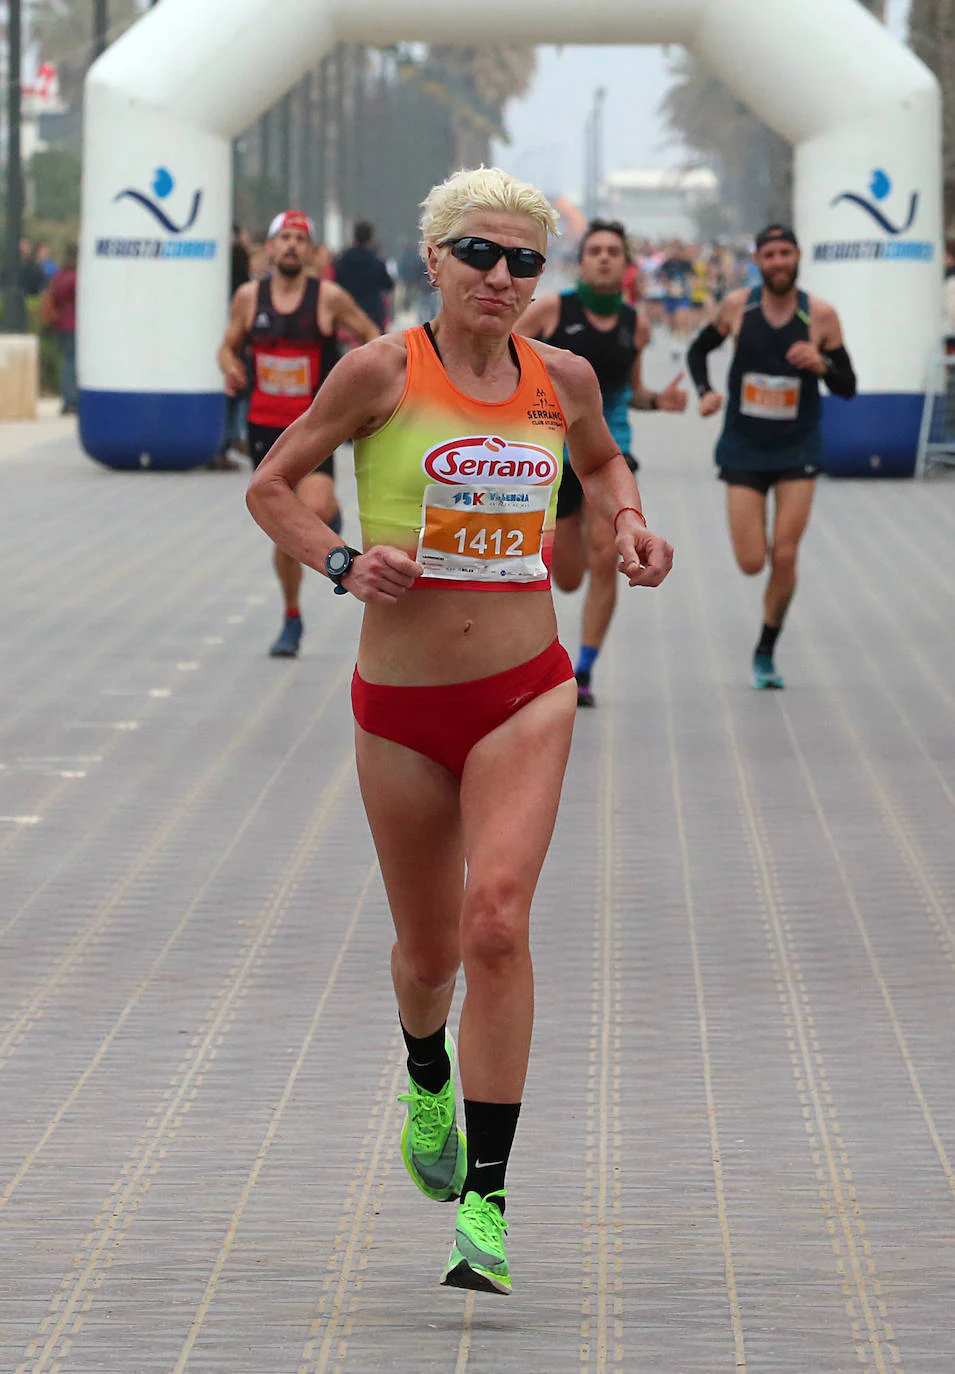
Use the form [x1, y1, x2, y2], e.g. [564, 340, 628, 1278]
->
[602, 168, 719, 242]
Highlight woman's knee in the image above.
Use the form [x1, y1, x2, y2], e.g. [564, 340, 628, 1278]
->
[461, 879, 529, 969]
[394, 940, 459, 993]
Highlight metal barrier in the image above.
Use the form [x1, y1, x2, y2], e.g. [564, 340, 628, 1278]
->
[916, 344, 955, 479]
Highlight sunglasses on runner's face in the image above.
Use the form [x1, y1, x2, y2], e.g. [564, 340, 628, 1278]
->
[439, 237, 546, 278]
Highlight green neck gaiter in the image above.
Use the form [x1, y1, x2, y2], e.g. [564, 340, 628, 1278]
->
[575, 279, 623, 316]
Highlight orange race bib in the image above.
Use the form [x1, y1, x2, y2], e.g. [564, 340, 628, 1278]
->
[416, 484, 549, 583]
[740, 372, 801, 421]
[255, 352, 312, 398]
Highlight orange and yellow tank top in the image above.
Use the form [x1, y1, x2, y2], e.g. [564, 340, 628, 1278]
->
[354, 324, 567, 592]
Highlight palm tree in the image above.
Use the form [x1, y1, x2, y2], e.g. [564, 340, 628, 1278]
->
[661, 1, 888, 234]
[659, 52, 792, 232]
[428, 47, 537, 167]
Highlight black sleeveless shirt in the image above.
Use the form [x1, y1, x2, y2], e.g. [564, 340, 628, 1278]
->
[546, 290, 638, 395]
[716, 287, 822, 470]
[545, 291, 638, 450]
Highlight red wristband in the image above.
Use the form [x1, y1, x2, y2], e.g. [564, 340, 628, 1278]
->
[613, 506, 647, 535]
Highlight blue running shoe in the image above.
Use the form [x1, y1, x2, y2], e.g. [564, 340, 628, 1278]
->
[575, 673, 596, 708]
[269, 615, 303, 658]
[752, 653, 785, 690]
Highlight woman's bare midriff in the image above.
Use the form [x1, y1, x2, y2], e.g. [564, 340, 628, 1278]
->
[356, 587, 559, 686]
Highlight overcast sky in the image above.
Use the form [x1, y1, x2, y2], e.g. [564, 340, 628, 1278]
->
[493, 0, 911, 198]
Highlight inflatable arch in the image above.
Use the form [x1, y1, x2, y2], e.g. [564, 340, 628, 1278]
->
[80, 0, 941, 474]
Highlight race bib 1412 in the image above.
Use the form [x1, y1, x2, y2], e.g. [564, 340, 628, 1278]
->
[416, 484, 550, 583]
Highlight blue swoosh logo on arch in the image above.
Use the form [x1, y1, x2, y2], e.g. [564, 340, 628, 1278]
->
[114, 188, 202, 235]
[830, 190, 919, 236]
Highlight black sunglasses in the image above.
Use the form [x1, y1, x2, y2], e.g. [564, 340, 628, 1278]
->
[439, 237, 546, 279]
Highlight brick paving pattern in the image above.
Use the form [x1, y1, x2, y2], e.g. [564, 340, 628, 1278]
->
[1, 416, 954, 1372]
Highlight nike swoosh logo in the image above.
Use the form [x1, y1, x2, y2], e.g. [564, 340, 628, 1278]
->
[474, 1160, 505, 1169]
[565, 323, 585, 334]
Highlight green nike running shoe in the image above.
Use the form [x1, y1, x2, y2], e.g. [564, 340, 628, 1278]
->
[753, 652, 785, 690]
[397, 1035, 466, 1203]
[442, 1190, 511, 1294]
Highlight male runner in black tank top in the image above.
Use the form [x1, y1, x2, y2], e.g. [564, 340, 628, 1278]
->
[687, 225, 856, 690]
[517, 220, 686, 706]
[219, 211, 379, 658]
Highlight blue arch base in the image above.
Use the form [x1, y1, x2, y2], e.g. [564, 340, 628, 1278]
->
[821, 391, 922, 478]
[79, 389, 225, 471]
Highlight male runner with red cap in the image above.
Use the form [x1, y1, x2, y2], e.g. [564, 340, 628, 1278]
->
[218, 210, 381, 657]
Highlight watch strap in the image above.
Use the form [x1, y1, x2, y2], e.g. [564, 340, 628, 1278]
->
[326, 545, 361, 594]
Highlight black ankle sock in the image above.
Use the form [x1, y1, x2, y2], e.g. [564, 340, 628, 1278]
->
[462, 1100, 521, 1211]
[755, 622, 781, 658]
[400, 1020, 451, 1094]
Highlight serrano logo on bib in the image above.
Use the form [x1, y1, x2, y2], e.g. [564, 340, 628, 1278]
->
[423, 435, 559, 486]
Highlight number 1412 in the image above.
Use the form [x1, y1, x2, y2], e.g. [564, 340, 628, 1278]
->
[453, 526, 524, 557]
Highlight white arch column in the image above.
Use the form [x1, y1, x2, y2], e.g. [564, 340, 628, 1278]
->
[80, 0, 940, 474]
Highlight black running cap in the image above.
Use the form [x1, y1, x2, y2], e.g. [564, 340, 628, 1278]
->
[755, 224, 799, 250]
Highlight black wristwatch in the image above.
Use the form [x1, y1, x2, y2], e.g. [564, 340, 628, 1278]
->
[324, 545, 361, 595]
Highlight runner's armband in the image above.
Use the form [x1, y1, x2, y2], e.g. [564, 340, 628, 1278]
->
[822, 346, 857, 399]
[687, 323, 725, 397]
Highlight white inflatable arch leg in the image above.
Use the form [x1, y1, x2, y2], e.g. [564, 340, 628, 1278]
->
[81, 0, 940, 473]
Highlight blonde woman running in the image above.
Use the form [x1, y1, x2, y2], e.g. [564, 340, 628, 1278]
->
[247, 168, 673, 1293]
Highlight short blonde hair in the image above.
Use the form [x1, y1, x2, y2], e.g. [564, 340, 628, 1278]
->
[419, 167, 559, 262]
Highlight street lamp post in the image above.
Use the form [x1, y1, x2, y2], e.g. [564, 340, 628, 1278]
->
[3, 0, 27, 334]
[583, 85, 607, 220]
[93, 0, 109, 60]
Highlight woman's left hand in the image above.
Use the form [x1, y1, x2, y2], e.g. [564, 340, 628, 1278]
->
[616, 521, 674, 588]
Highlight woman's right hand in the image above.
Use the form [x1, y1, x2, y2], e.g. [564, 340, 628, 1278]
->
[342, 546, 423, 604]
[698, 390, 724, 417]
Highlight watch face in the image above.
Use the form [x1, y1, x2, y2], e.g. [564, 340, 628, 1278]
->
[326, 547, 350, 576]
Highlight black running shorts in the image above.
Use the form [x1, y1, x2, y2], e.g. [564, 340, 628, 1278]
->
[247, 422, 335, 478]
[718, 464, 819, 495]
[557, 453, 639, 519]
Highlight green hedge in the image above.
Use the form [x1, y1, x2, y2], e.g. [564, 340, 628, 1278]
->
[27, 297, 64, 397]
[0, 296, 63, 396]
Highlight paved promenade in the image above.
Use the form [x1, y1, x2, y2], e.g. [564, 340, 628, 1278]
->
[1, 401, 954, 1373]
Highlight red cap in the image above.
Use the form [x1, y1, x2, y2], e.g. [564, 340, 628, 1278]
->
[267, 210, 315, 241]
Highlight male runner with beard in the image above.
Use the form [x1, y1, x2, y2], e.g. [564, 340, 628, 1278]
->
[687, 225, 857, 689]
[219, 210, 380, 657]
